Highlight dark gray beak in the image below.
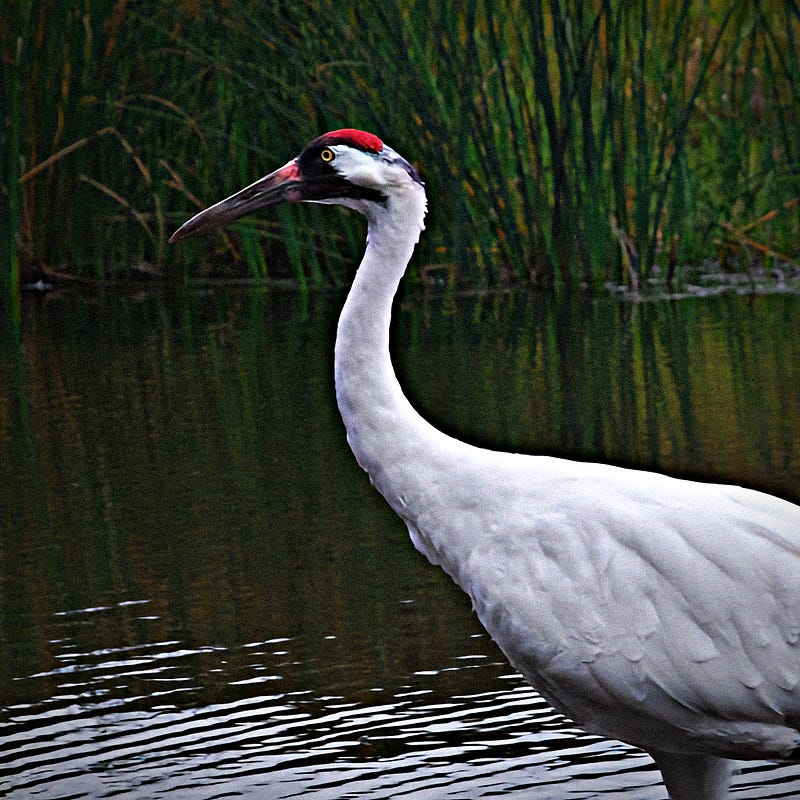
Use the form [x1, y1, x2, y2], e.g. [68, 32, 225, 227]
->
[169, 159, 302, 243]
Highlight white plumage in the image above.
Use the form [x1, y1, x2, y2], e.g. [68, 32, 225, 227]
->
[170, 129, 800, 799]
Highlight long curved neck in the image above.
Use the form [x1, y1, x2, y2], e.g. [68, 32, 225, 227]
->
[334, 182, 430, 500]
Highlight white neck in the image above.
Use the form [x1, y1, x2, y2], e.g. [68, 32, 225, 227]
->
[334, 180, 435, 508]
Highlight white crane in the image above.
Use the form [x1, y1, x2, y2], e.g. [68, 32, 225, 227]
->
[170, 129, 800, 799]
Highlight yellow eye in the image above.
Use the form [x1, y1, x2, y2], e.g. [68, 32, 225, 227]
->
[320, 148, 335, 163]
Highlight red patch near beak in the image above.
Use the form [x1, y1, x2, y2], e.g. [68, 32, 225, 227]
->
[276, 161, 301, 182]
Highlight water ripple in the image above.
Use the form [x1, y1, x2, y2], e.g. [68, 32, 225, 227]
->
[3, 634, 800, 799]
[2, 604, 799, 800]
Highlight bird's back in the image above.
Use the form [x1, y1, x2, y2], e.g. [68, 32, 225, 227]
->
[397, 445, 800, 759]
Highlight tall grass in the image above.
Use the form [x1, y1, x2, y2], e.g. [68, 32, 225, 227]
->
[2, 0, 799, 295]
[1, 0, 33, 325]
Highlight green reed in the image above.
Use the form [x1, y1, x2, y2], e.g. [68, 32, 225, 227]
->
[1, 0, 33, 325]
[3, 0, 799, 294]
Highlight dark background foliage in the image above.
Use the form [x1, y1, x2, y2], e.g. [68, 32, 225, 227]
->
[2, 0, 798, 298]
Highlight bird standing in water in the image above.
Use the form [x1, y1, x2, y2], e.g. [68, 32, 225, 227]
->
[171, 129, 800, 799]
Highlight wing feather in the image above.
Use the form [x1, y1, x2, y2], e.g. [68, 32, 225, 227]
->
[434, 454, 800, 757]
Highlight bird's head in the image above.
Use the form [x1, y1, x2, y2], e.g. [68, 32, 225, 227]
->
[169, 129, 424, 243]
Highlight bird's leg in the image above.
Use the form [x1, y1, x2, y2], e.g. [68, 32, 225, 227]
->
[649, 749, 736, 800]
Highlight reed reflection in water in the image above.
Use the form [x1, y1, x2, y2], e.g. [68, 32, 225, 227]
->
[1, 288, 798, 798]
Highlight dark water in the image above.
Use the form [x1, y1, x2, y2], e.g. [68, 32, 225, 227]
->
[1, 287, 799, 799]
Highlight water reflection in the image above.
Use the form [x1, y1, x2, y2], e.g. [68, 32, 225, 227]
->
[1, 287, 798, 798]
[3, 617, 654, 799]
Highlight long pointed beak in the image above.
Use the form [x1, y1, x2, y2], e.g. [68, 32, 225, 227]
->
[169, 160, 302, 243]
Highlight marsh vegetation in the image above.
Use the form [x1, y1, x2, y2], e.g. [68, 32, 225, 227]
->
[2, 0, 798, 301]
